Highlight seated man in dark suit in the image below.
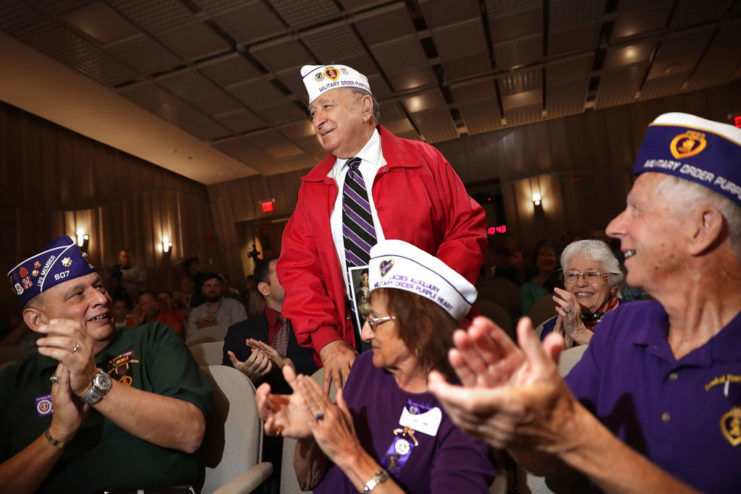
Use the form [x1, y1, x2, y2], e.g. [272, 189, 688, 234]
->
[223, 256, 316, 393]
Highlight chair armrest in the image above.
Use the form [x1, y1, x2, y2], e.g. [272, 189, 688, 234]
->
[212, 462, 274, 494]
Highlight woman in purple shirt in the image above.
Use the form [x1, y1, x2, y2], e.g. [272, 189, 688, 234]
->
[256, 240, 494, 493]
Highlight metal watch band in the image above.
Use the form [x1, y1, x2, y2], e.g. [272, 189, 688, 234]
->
[363, 470, 388, 493]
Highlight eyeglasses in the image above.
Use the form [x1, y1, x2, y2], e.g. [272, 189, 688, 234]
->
[561, 271, 618, 284]
[366, 315, 396, 330]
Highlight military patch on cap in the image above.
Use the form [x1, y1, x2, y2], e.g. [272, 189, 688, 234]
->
[300, 64, 372, 104]
[7, 235, 96, 306]
[633, 113, 741, 206]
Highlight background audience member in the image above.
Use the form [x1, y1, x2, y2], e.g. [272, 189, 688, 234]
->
[220, 273, 248, 309]
[243, 274, 266, 318]
[186, 273, 246, 338]
[520, 239, 560, 314]
[109, 248, 146, 299]
[258, 240, 494, 493]
[111, 296, 131, 329]
[131, 291, 184, 337]
[173, 274, 201, 312]
[157, 290, 187, 327]
[223, 256, 316, 392]
[540, 239, 623, 347]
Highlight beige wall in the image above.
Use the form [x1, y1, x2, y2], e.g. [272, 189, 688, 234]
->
[0, 102, 216, 321]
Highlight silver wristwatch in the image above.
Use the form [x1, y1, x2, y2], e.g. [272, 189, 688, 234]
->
[82, 370, 112, 405]
[363, 470, 388, 493]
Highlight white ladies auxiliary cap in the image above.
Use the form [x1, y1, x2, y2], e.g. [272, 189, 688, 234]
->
[300, 64, 372, 104]
[368, 240, 477, 322]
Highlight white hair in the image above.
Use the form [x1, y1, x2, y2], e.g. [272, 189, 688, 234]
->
[655, 176, 741, 258]
[561, 239, 624, 288]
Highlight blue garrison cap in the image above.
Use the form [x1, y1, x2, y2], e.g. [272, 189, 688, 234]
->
[634, 113, 741, 206]
[8, 235, 95, 306]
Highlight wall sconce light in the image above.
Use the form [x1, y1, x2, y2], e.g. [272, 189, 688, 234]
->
[532, 192, 542, 207]
[161, 235, 173, 257]
[76, 228, 89, 252]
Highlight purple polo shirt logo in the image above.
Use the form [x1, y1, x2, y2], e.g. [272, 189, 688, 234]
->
[720, 408, 741, 447]
[670, 130, 707, 159]
[35, 394, 53, 417]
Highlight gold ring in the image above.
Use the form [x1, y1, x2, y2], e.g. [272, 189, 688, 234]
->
[72, 344, 79, 353]
[49, 375, 60, 385]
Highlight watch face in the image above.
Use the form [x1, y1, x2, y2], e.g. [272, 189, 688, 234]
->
[93, 371, 112, 392]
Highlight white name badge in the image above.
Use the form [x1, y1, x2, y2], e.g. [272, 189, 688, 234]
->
[399, 406, 442, 437]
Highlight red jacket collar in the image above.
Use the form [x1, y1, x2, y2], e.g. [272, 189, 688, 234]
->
[302, 125, 421, 183]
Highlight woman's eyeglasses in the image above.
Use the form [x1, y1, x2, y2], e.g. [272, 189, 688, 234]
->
[365, 315, 396, 330]
[561, 271, 618, 284]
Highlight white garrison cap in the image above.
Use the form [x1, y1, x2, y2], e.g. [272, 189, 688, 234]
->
[368, 240, 477, 322]
[300, 64, 372, 104]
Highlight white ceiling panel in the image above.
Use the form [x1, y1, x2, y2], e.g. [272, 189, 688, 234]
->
[503, 104, 542, 126]
[178, 118, 231, 141]
[229, 78, 286, 109]
[385, 65, 437, 92]
[192, 91, 244, 116]
[546, 78, 589, 117]
[158, 69, 222, 100]
[302, 24, 366, 62]
[62, 2, 140, 45]
[486, 0, 542, 42]
[670, 0, 733, 29]
[548, 23, 600, 54]
[214, 108, 266, 134]
[268, 0, 341, 30]
[640, 73, 687, 100]
[160, 22, 231, 61]
[646, 27, 714, 81]
[595, 62, 648, 109]
[250, 37, 314, 73]
[252, 101, 307, 124]
[354, 4, 416, 45]
[109, 0, 196, 35]
[198, 54, 262, 87]
[412, 108, 457, 143]
[293, 135, 327, 160]
[546, 53, 593, 83]
[108, 36, 181, 76]
[382, 118, 416, 135]
[451, 80, 498, 103]
[603, 39, 657, 69]
[419, 0, 480, 29]
[549, 0, 605, 35]
[402, 88, 445, 113]
[494, 33, 542, 69]
[442, 54, 492, 80]
[612, 1, 673, 40]
[432, 19, 489, 62]
[371, 36, 429, 73]
[379, 102, 408, 122]
[687, 20, 741, 91]
[459, 100, 503, 135]
[213, 1, 287, 44]
[498, 68, 542, 96]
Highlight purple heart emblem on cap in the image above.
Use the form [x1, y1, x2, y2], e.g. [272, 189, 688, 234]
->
[380, 259, 394, 277]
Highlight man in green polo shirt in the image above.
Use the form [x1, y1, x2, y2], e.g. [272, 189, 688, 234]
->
[0, 236, 213, 493]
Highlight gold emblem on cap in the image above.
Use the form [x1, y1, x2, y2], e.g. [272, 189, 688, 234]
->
[61, 257, 72, 267]
[340, 67, 348, 75]
[324, 66, 339, 81]
[721, 406, 741, 447]
[670, 130, 707, 159]
[315, 72, 324, 81]
[32, 270, 39, 277]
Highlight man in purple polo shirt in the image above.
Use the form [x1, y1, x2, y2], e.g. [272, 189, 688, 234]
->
[429, 113, 741, 493]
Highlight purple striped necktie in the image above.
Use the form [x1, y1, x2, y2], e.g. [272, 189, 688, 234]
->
[342, 157, 377, 269]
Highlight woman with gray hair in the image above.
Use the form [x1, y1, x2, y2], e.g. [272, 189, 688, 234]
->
[540, 239, 623, 347]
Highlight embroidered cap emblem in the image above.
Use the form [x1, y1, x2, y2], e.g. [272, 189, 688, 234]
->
[380, 259, 394, 277]
[324, 66, 339, 81]
[670, 130, 707, 159]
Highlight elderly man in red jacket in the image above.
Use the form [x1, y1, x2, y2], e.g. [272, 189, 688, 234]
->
[277, 63, 486, 392]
